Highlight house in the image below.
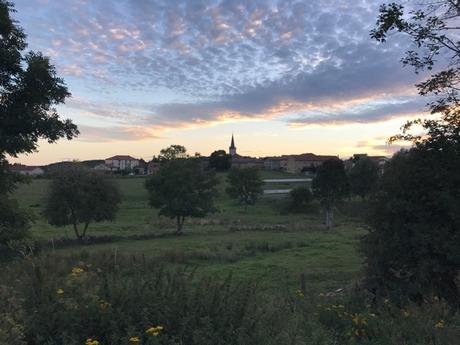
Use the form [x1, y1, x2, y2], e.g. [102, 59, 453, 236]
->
[279, 153, 338, 174]
[147, 160, 160, 174]
[9, 164, 44, 176]
[105, 155, 139, 172]
[263, 156, 283, 171]
[93, 163, 111, 172]
[231, 155, 264, 169]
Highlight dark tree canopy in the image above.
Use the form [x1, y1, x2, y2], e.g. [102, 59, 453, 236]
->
[348, 157, 379, 199]
[371, 1, 460, 145]
[158, 145, 188, 162]
[362, 147, 460, 303]
[43, 164, 121, 240]
[226, 166, 263, 211]
[0, 1, 77, 246]
[288, 186, 312, 213]
[0, 1, 78, 159]
[312, 159, 348, 228]
[145, 158, 217, 233]
[209, 150, 232, 171]
[363, 0, 460, 305]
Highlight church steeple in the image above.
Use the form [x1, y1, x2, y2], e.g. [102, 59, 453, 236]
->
[229, 134, 237, 156]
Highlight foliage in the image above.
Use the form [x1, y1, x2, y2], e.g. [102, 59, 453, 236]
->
[0, 0, 77, 245]
[145, 159, 217, 233]
[348, 157, 379, 199]
[226, 167, 264, 211]
[287, 186, 312, 212]
[209, 150, 232, 171]
[0, 0, 77, 159]
[1, 252, 460, 345]
[0, 196, 32, 246]
[367, 0, 460, 305]
[158, 145, 188, 162]
[371, 1, 460, 144]
[43, 163, 121, 240]
[361, 147, 460, 304]
[312, 159, 348, 229]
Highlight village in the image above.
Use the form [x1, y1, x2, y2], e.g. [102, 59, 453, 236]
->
[10, 134, 389, 177]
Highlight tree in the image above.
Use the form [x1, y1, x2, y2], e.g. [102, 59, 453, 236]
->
[0, 1, 77, 244]
[288, 186, 312, 213]
[158, 145, 188, 162]
[145, 159, 217, 234]
[348, 157, 379, 199]
[363, 0, 460, 304]
[312, 159, 348, 229]
[43, 164, 121, 240]
[226, 167, 263, 211]
[361, 148, 460, 303]
[209, 150, 231, 171]
[371, 1, 460, 145]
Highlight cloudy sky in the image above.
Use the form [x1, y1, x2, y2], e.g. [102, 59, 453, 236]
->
[12, 0, 428, 164]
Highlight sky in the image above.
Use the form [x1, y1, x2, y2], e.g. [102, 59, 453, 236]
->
[10, 0, 430, 165]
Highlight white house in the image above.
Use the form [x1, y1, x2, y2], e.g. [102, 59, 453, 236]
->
[105, 155, 139, 171]
[10, 164, 44, 176]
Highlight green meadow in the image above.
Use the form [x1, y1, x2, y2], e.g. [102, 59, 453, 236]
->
[12, 172, 366, 293]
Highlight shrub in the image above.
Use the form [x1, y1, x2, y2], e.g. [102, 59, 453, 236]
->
[287, 186, 312, 213]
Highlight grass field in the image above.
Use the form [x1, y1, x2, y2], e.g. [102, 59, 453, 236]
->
[12, 172, 367, 293]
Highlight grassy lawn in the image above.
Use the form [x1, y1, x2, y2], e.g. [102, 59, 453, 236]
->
[12, 174, 367, 293]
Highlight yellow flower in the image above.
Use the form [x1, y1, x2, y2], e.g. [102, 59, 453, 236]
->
[318, 293, 325, 297]
[403, 310, 410, 317]
[295, 289, 304, 298]
[85, 339, 100, 345]
[70, 267, 85, 277]
[435, 320, 445, 329]
[129, 336, 140, 343]
[354, 328, 366, 337]
[99, 300, 110, 310]
[146, 325, 163, 336]
[56, 288, 64, 295]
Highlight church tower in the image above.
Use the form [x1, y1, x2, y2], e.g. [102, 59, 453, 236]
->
[229, 134, 237, 156]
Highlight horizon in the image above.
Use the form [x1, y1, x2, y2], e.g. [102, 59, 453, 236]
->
[9, 0, 422, 165]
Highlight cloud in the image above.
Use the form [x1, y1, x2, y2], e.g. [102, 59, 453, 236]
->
[14, 0, 430, 134]
[76, 125, 162, 142]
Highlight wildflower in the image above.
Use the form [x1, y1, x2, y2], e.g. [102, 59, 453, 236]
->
[146, 325, 163, 336]
[383, 299, 390, 304]
[99, 300, 110, 310]
[85, 339, 100, 345]
[435, 320, 445, 329]
[70, 267, 85, 277]
[318, 293, 325, 297]
[370, 313, 376, 318]
[403, 310, 410, 317]
[56, 288, 64, 295]
[354, 328, 366, 337]
[129, 336, 140, 343]
[433, 295, 440, 302]
[295, 289, 304, 298]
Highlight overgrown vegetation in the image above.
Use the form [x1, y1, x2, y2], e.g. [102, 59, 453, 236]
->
[1, 252, 459, 345]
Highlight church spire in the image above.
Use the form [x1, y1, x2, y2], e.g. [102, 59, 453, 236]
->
[229, 133, 237, 156]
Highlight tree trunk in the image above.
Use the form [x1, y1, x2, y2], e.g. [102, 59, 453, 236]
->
[81, 222, 89, 239]
[176, 216, 185, 234]
[73, 223, 82, 241]
[325, 206, 334, 229]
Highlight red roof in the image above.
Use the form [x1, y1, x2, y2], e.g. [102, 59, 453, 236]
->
[105, 155, 138, 161]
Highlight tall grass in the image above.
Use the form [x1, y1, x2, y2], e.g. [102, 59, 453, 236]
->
[1, 252, 459, 344]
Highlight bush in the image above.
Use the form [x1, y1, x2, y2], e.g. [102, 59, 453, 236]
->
[361, 147, 460, 304]
[287, 186, 312, 213]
